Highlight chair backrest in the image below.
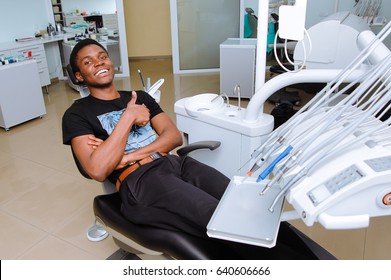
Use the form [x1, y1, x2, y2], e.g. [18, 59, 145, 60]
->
[66, 64, 90, 98]
[66, 64, 82, 86]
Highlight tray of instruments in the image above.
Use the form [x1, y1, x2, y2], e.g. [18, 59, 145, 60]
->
[207, 176, 284, 248]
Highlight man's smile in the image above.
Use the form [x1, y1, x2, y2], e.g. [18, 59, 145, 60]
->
[95, 69, 109, 76]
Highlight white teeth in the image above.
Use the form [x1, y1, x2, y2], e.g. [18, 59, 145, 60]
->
[96, 69, 108, 76]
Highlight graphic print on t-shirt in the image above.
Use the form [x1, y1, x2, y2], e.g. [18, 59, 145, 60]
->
[97, 109, 157, 153]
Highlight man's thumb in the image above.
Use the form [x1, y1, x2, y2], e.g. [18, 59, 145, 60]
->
[131, 90, 137, 104]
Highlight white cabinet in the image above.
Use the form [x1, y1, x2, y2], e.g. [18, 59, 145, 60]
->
[64, 13, 118, 30]
[0, 60, 46, 130]
[220, 38, 257, 99]
[52, 0, 64, 27]
[0, 43, 50, 88]
[12, 44, 50, 88]
[102, 14, 118, 30]
[64, 15, 84, 26]
[0, 49, 11, 57]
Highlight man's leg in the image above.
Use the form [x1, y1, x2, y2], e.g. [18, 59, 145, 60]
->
[119, 157, 222, 238]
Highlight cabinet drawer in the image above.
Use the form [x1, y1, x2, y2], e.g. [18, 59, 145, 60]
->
[12, 45, 47, 69]
[14, 44, 44, 56]
[0, 49, 12, 57]
[65, 15, 84, 26]
[103, 14, 118, 29]
[33, 57, 48, 69]
[38, 67, 50, 87]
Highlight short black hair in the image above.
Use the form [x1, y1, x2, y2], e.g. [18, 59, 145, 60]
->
[69, 38, 108, 73]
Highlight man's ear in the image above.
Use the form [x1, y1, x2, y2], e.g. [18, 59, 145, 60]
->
[75, 72, 84, 82]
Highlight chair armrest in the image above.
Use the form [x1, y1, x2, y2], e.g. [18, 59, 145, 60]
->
[176, 141, 221, 157]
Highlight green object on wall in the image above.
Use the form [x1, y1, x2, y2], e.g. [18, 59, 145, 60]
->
[244, 14, 253, 38]
[267, 21, 275, 53]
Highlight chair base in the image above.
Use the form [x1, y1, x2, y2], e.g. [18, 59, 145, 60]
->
[86, 224, 109, 242]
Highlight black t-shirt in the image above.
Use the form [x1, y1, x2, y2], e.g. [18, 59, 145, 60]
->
[62, 90, 163, 182]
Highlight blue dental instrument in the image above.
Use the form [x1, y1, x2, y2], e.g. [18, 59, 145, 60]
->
[256, 145, 293, 182]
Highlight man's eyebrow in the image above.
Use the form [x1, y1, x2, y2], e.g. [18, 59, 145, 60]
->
[80, 50, 107, 61]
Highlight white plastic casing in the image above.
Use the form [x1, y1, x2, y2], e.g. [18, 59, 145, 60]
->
[278, 0, 307, 41]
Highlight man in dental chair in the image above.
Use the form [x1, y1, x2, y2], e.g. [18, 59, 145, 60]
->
[62, 39, 231, 240]
[62, 39, 325, 260]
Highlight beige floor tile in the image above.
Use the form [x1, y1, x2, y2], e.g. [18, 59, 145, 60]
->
[2, 171, 101, 233]
[364, 215, 391, 259]
[0, 156, 58, 205]
[18, 235, 98, 260]
[54, 203, 120, 259]
[0, 211, 47, 259]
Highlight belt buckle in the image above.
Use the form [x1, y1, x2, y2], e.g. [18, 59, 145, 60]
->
[149, 152, 162, 160]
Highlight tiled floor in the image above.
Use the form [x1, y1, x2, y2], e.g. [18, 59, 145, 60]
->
[1, 58, 390, 260]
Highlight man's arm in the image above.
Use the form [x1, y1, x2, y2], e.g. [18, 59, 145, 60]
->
[120, 112, 183, 166]
[71, 91, 150, 182]
[85, 112, 184, 171]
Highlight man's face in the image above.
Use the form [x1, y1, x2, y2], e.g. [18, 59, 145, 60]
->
[75, 44, 115, 88]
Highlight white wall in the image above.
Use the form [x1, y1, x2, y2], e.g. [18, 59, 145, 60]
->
[0, 0, 51, 42]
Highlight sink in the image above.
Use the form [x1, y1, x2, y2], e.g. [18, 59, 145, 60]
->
[184, 93, 224, 117]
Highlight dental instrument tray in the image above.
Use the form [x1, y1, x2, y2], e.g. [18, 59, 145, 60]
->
[207, 176, 284, 248]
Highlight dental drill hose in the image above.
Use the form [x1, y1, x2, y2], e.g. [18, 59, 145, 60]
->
[260, 149, 302, 195]
[256, 145, 293, 182]
[247, 136, 285, 176]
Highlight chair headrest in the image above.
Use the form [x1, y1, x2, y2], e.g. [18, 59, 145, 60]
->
[66, 64, 84, 85]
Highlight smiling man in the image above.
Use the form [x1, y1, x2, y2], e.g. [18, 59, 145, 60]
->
[62, 39, 230, 239]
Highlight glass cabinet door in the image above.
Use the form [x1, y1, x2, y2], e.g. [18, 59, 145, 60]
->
[171, 0, 240, 73]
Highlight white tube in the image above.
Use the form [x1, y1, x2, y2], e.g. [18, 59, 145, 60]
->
[243, 69, 365, 122]
[254, 0, 270, 93]
[357, 30, 391, 65]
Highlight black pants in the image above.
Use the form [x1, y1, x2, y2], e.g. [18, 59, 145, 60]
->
[119, 155, 230, 238]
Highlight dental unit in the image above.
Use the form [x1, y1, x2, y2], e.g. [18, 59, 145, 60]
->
[175, 0, 391, 248]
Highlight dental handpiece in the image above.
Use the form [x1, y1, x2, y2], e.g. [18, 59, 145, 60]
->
[256, 145, 293, 183]
[247, 136, 286, 176]
[268, 167, 308, 213]
[260, 149, 301, 195]
[237, 149, 262, 172]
